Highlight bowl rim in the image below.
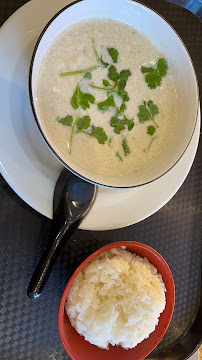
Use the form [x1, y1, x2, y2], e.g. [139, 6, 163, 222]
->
[58, 241, 175, 360]
[29, 0, 199, 189]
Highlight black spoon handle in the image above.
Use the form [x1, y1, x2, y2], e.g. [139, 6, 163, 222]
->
[27, 219, 81, 299]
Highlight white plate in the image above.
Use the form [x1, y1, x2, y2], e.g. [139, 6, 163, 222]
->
[0, 0, 200, 231]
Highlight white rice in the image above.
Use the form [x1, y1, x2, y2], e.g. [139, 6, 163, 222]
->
[65, 247, 166, 349]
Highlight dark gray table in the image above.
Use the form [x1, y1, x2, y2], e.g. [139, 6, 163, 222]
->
[0, 1, 202, 359]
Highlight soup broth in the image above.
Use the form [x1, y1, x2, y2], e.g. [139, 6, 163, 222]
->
[37, 19, 177, 177]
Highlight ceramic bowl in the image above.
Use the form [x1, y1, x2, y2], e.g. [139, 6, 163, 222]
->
[58, 241, 175, 360]
[29, 0, 199, 188]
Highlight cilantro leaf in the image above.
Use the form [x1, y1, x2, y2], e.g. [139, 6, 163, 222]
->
[110, 115, 134, 134]
[108, 48, 119, 63]
[84, 72, 92, 79]
[67, 116, 107, 152]
[120, 102, 126, 113]
[116, 152, 123, 162]
[58, 115, 73, 126]
[145, 70, 161, 89]
[108, 65, 119, 82]
[92, 38, 109, 68]
[118, 69, 131, 91]
[141, 58, 167, 89]
[115, 89, 129, 102]
[103, 79, 110, 86]
[122, 139, 131, 156]
[97, 95, 116, 112]
[128, 121, 134, 131]
[76, 116, 91, 130]
[88, 126, 108, 144]
[90, 65, 131, 102]
[157, 58, 168, 77]
[137, 102, 151, 122]
[110, 116, 126, 134]
[71, 84, 95, 110]
[147, 100, 159, 120]
[137, 101, 159, 127]
[147, 125, 156, 135]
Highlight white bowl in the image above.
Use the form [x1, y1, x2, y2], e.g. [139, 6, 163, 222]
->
[29, 0, 199, 188]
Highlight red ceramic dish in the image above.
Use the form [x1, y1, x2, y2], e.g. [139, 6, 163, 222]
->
[58, 241, 175, 360]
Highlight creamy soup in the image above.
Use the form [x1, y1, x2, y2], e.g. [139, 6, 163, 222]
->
[37, 19, 177, 177]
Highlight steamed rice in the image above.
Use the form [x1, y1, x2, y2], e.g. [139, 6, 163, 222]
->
[65, 247, 166, 349]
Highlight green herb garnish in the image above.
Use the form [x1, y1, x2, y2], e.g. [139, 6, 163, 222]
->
[120, 103, 126, 113]
[122, 139, 131, 156]
[87, 126, 108, 144]
[76, 116, 91, 130]
[71, 84, 95, 110]
[141, 58, 167, 89]
[147, 125, 156, 135]
[58, 115, 107, 153]
[58, 115, 73, 126]
[84, 72, 92, 79]
[118, 69, 131, 91]
[91, 65, 131, 111]
[92, 38, 109, 68]
[108, 48, 119, 63]
[110, 115, 134, 134]
[137, 101, 159, 128]
[146, 137, 157, 151]
[108, 65, 120, 82]
[116, 152, 123, 162]
[103, 79, 110, 86]
[60, 66, 97, 77]
[97, 95, 116, 112]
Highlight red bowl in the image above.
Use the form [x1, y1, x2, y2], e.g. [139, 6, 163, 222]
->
[58, 241, 175, 360]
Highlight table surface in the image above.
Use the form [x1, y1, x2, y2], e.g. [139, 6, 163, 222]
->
[0, 0, 202, 360]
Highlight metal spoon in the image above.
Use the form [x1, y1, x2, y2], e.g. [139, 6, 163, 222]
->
[27, 168, 97, 299]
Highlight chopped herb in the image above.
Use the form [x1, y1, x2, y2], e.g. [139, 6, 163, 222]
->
[89, 126, 108, 144]
[137, 100, 159, 128]
[157, 58, 168, 77]
[115, 89, 129, 102]
[81, 126, 108, 144]
[76, 116, 91, 130]
[90, 66, 131, 103]
[116, 152, 123, 162]
[118, 69, 131, 91]
[90, 84, 129, 102]
[97, 95, 116, 112]
[146, 137, 157, 151]
[110, 115, 134, 134]
[92, 38, 109, 67]
[108, 65, 119, 82]
[71, 84, 95, 110]
[108, 138, 112, 147]
[58, 114, 108, 152]
[83, 72, 92, 79]
[110, 116, 125, 134]
[128, 121, 134, 131]
[122, 139, 131, 156]
[108, 48, 119, 63]
[120, 103, 126, 113]
[141, 58, 167, 89]
[60, 66, 97, 77]
[58, 115, 73, 126]
[103, 79, 110, 86]
[147, 125, 156, 135]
